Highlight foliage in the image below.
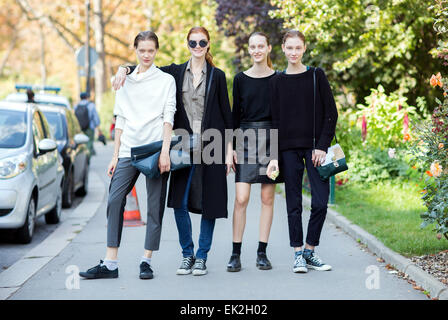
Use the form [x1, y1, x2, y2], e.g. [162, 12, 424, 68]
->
[408, 0, 448, 240]
[355, 85, 420, 149]
[215, 0, 285, 72]
[270, 0, 448, 110]
[347, 146, 416, 184]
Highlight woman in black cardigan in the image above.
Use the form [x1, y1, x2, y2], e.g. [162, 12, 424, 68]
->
[267, 30, 338, 274]
[113, 27, 233, 276]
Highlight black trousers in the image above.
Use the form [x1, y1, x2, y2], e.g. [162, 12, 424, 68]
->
[281, 148, 329, 248]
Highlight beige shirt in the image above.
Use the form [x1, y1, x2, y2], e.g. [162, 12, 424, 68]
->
[182, 59, 207, 134]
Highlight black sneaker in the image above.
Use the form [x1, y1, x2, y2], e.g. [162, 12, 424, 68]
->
[139, 261, 154, 279]
[304, 251, 332, 271]
[256, 252, 272, 270]
[192, 258, 207, 276]
[176, 256, 195, 275]
[227, 254, 241, 272]
[79, 260, 118, 279]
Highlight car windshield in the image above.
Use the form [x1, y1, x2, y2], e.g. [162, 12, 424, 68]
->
[0, 109, 27, 148]
[42, 111, 65, 140]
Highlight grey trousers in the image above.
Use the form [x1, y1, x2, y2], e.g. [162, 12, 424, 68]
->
[106, 157, 168, 251]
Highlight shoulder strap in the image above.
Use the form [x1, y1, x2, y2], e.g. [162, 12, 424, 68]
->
[204, 67, 215, 109]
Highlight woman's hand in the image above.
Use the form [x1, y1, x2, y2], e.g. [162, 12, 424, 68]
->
[112, 67, 128, 90]
[107, 156, 118, 177]
[226, 151, 234, 176]
[159, 151, 171, 174]
[312, 149, 327, 167]
[266, 160, 279, 180]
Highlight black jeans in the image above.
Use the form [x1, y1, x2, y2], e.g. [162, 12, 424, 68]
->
[281, 148, 329, 248]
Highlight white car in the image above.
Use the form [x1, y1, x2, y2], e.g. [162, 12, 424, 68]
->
[5, 85, 72, 109]
[0, 101, 64, 243]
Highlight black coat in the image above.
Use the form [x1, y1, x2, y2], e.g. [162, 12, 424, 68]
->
[159, 62, 233, 219]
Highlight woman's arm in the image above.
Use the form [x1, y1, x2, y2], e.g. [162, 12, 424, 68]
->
[231, 75, 241, 130]
[315, 68, 338, 151]
[112, 64, 175, 90]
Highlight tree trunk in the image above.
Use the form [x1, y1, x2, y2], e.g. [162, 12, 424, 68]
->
[0, 31, 18, 76]
[93, 0, 106, 110]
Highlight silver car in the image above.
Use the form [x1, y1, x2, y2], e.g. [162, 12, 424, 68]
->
[0, 102, 64, 243]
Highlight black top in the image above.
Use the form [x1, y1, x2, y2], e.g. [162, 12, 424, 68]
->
[232, 71, 276, 129]
[269, 67, 338, 152]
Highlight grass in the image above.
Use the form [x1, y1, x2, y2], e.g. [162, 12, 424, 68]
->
[334, 180, 448, 257]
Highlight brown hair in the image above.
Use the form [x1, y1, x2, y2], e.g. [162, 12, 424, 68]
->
[282, 30, 306, 45]
[134, 31, 159, 49]
[249, 31, 273, 69]
[187, 26, 215, 67]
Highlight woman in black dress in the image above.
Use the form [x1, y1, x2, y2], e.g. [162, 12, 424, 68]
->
[113, 27, 233, 276]
[227, 32, 284, 272]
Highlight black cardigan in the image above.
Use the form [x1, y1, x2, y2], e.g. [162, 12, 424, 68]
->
[127, 62, 233, 219]
[269, 67, 338, 152]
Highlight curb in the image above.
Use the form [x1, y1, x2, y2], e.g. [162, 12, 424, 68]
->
[0, 171, 106, 300]
[301, 195, 447, 300]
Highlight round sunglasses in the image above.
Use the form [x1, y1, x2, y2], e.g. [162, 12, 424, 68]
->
[188, 39, 208, 48]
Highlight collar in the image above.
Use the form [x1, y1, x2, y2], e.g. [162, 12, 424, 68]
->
[186, 59, 207, 74]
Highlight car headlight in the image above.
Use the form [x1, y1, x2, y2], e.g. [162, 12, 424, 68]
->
[0, 154, 28, 179]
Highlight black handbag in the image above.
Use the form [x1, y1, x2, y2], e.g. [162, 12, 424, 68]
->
[130, 135, 198, 179]
[311, 67, 348, 181]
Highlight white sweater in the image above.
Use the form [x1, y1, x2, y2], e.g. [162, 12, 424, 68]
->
[114, 64, 176, 158]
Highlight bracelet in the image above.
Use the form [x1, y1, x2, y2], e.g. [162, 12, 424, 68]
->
[119, 65, 130, 74]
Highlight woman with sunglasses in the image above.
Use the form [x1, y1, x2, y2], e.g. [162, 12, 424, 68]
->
[267, 30, 338, 274]
[227, 32, 284, 273]
[113, 26, 233, 276]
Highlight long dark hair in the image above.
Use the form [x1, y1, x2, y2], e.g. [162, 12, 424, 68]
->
[248, 31, 273, 69]
[134, 30, 159, 49]
[187, 26, 215, 67]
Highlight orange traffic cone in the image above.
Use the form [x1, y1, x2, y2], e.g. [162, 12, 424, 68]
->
[123, 186, 145, 227]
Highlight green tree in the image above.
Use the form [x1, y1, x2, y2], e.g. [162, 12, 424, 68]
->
[270, 0, 448, 110]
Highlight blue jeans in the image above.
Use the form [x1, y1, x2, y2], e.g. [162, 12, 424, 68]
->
[174, 165, 216, 260]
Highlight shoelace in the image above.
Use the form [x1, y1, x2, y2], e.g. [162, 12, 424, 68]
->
[294, 254, 306, 267]
[141, 262, 152, 272]
[195, 259, 206, 269]
[308, 253, 324, 266]
[88, 261, 104, 273]
[181, 257, 194, 269]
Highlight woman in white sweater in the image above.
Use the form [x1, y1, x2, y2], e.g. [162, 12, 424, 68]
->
[79, 31, 176, 280]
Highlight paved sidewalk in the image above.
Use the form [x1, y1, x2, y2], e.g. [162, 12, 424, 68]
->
[4, 143, 427, 300]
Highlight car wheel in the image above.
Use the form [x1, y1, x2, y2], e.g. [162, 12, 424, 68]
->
[62, 170, 74, 208]
[45, 185, 63, 224]
[16, 197, 36, 244]
[75, 162, 89, 197]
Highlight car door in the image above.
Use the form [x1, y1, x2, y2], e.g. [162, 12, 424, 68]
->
[66, 110, 85, 189]
[32, 110, 57, 213]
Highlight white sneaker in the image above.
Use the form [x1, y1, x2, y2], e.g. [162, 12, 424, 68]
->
[176, 256, 195, 275]
[293, 252, 308, 273]
[192, 258, 207, 276]
[304, 251, 332, 271]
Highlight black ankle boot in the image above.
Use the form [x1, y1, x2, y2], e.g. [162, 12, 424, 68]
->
[256, 252, 272, 270]
[227, 254, 241, 272]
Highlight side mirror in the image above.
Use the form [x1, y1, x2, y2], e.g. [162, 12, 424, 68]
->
[38, 139, 57, 155]
[74, 133, 89, 145]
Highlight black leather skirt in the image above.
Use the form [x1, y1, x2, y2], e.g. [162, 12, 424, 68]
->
[234, 121, 284, 184]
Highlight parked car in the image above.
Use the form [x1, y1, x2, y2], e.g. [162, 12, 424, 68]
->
[0, 101, 64, 243]
[5, 85, 72, 109]
[39, 104, 90, 208]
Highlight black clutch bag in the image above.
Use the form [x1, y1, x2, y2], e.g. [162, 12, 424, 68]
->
[131, 135, 197, 179]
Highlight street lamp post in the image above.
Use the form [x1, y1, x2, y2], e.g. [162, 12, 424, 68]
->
[85, 0, 91, 96]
